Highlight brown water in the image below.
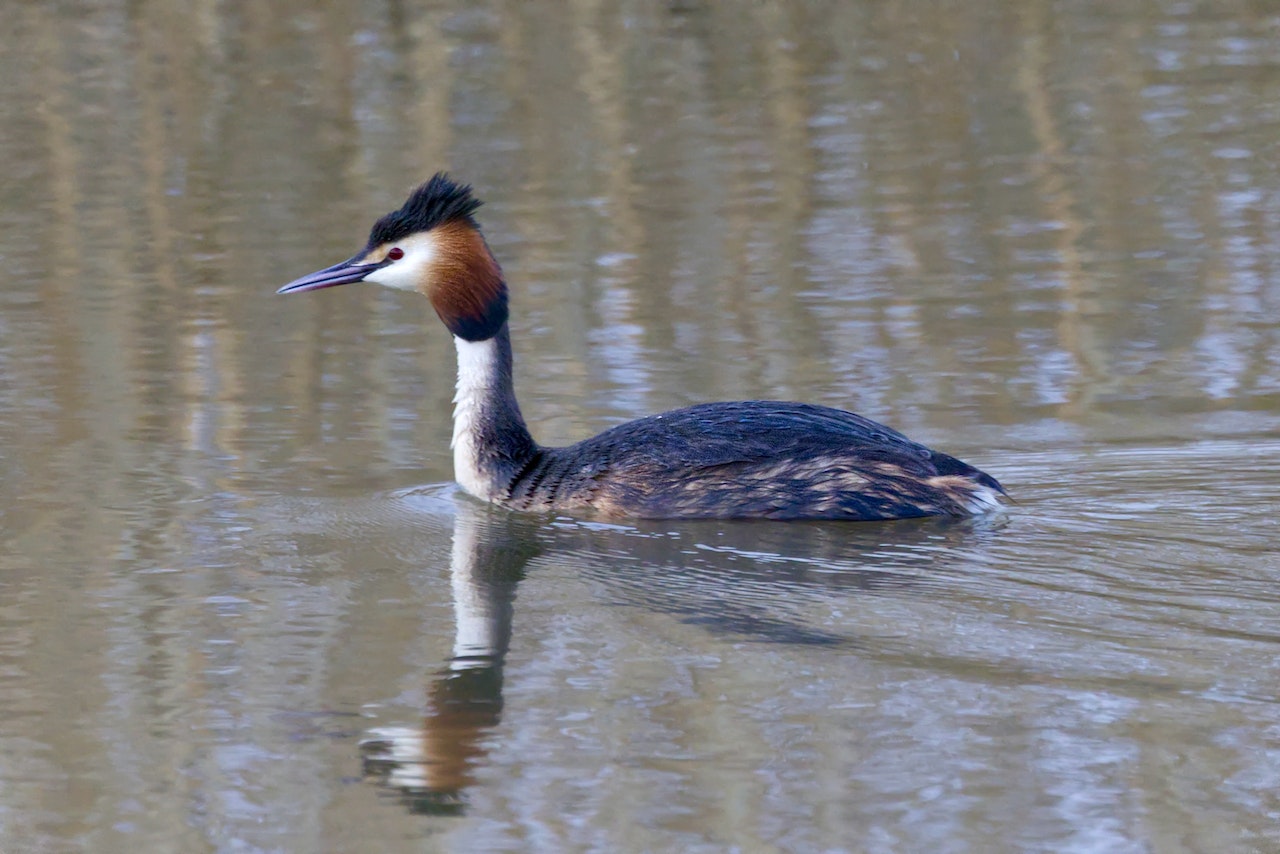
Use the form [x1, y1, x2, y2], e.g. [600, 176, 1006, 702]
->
[2, 2, 1279, 852]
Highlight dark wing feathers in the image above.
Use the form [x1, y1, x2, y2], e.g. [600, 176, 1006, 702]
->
[520, 401, 1004, 519]
[573, 401, 939, 472]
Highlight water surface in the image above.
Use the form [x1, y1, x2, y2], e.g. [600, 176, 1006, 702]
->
[2, 2, 1279, 852]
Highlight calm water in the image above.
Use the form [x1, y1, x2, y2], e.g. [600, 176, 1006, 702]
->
[2, 2, 1279, 852]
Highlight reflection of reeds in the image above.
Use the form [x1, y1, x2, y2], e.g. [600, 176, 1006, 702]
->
[1014, 1, 1092, 419]
[11, 1, 1277, 467]
[3, 6, 1280, 841]
[6, 3, 1277, 529]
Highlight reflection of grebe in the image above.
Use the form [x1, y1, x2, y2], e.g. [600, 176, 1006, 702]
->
[355, 504, 993, 819]
[360, 508, 531, 815]
[280, 175, 1006, 520]
[353, 502, 970, 814]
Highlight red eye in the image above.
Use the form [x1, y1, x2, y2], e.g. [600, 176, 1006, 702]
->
[387, 247, 404, 261]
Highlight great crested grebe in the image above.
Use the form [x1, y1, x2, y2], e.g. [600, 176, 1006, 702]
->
[278, 174, 1006, 520]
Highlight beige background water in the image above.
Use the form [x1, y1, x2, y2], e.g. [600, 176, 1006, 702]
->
[2, 2, 1279, 852]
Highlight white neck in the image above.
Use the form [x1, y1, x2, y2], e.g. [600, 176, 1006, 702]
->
[452, 336, 500, 500]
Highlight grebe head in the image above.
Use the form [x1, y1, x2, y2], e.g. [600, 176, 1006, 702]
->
[277, 173, 508, 341]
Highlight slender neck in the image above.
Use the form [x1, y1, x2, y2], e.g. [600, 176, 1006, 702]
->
[451, 325, 537, 501]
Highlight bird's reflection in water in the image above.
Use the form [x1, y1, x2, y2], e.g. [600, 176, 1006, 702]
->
[359, 504, 540, 816]
[358, 497, 1006, 814]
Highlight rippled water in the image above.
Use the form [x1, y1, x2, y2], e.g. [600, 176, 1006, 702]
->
[2, 1, 1279, 852]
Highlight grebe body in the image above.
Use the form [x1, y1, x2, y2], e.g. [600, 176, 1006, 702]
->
[279, 174, 1006, 521]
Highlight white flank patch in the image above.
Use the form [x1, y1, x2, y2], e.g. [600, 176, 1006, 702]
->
[964, 483, 1006, 514]
[451, 336, 499, 500]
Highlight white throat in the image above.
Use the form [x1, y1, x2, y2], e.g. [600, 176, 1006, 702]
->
[451, 336, 500, 500]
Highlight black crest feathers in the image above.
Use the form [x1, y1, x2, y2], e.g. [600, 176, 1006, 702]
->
[367, 173, 483, 246]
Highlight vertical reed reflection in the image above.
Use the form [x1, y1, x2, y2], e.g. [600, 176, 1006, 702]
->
[1, 2, 1280, 845]
[5, 0, 1277, 501]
